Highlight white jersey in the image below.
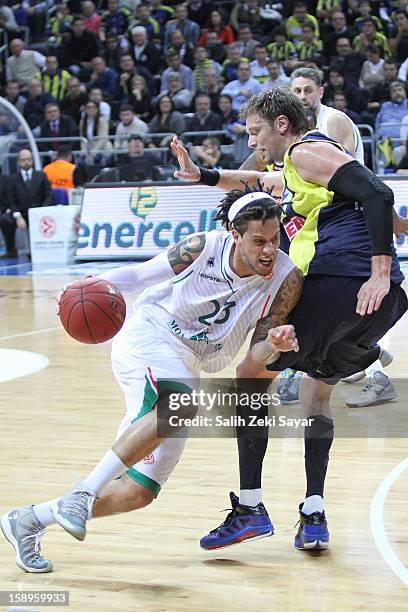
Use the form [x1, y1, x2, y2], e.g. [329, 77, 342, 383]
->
[316, 104, 364, 165]
[132, 230, 295, 373]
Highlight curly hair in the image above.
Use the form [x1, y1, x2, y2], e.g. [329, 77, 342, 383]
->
[214, 181, 282, 235]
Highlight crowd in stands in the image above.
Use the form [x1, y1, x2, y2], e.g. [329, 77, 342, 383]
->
[0, 0, 407, 194]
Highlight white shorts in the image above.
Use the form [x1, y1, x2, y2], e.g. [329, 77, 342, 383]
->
[111, 307, 200, 497]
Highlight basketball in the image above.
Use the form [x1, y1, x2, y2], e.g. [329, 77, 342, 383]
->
[59, 277, 126, 344]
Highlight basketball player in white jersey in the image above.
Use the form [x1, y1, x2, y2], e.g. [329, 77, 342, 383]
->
[2, 188, 304, 573]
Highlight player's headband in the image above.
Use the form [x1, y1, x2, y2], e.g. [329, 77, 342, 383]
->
[228, 192, 275, 223]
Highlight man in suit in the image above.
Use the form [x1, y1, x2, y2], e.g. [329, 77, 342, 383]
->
[38, 102, 79, 155]
[0, 149, 52, 258]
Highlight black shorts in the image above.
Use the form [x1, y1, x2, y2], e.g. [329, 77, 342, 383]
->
[268, 275, 408, 384]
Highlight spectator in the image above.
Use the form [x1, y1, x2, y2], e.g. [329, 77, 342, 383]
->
[296, 21, 324, 64]
[38, 102, 79, 153]
[127, 75, 152, 121]
[332, 91, 361, 124]
[355, 0, 383, 33]
[23, 80, 55, 130]
[359, 45, 385, 91]
[47, 2, 74, 50]
[367, 60, 399, 116]
[0, 149, 52, 259]
[164, 3, 200, 52]
[329, 37, 365, 86]
[88, 87, 112, 121]
[88, 56, 118, 100]
[117, 53, 154, 99]
[198, 9, 235, 46]
[186, 92, 223, 141]
[261, 59, 291, 90]
[324, 65, 366, 113]
[316, 0, 342, 26]
[193, 136, 234, 169]
[235, 23, 260, 61]
[201, 67, 223, 112]
[187, 0, 211, 29]
[166, 29, 195, 68]
[322, 11, 354, 62]
[128, 26, 162, 76]
[230, 0, 271, 43]
[117, 134, 156, 180]
[286, 1, 320, 45]
[193, 46, 221, 91]
[155, 73, 192, 112]
[352, 17, 390, 58]
[130, 3, 161, 48]
[101, 32, 124, 72]
[221, 61, 262, 113]
[79, 101, 113, 161]
[151, 0, 174, 29]
[39, 56, 71, 101]
[375, 80, 408, 146]
[250, 45, 270, 85]
[217, 94, 238, 132]
[398, 57, 408, 83]
[161, 51, 194, 93]
[114, 104, 148, 149]
[81, 0, 101, 34]
[147, 95, 186, 146]
[60, 76, 88, 124]
[0, 4, 18, 36]
[3, 81, 26, 114]
[390, 10, 408, 63]
[100, 0, 131, 39]
[221, 43, 248, 84]
[62, 17, 101, 77]
[396, 137, 408, 173]
[43, 146, 76, 189]
[267, 25, 298, 74]
[203, 30, 228, 65]
[6, 39, 46, 90]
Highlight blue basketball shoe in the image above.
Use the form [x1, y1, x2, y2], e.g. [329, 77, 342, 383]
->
[294, 504, 329, 550]
[200, 492, 274, 550]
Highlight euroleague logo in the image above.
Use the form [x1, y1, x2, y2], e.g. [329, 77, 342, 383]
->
[39, 216, 56, 238]
[143, 454, 154, 464]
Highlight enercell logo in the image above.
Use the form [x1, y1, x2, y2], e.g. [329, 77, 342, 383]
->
[77, 209, 219, 250]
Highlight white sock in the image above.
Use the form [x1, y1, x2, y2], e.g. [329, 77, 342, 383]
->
[239, 489, 262, 507]
[82, 449, 128, 495]
[302, 495, 324, 515]
[32, 500, 58, 527]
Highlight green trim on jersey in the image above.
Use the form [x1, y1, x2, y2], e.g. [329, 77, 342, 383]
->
[126, 467, 161, 497]
[283, 132, 347, 275]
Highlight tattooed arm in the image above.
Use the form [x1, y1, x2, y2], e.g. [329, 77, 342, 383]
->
[95, 234, 206, 295]
[236, 266, 304, 378]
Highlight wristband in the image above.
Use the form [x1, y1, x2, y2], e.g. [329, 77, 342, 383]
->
[199, 166, 220, 186]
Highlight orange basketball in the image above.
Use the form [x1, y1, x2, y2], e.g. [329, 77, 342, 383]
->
[59, 277, 126, 344]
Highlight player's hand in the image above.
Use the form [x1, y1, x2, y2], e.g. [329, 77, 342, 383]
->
[56, 276, 93, 315]
[356, 275, 390, 316]
[268, 325, 299, 353]
[171, 136, 201, 182]
[393, 213, 408, 239]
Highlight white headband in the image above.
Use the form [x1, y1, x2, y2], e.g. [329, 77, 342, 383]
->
[228, 192, 275, 223]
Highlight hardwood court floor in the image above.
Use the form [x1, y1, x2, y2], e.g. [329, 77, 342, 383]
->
[0, 274, 407, 612]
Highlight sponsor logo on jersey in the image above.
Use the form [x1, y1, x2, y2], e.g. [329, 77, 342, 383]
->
[129, 186, 158, 219]
[282, 216, 305, 241]
[199, 272, 222, 283]
[207, 257, 215, 267]
[143, 454, 154, 464]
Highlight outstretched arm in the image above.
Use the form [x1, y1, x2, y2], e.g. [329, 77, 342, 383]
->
[237, 266, 304, 378]
[170, 136, 282, 195]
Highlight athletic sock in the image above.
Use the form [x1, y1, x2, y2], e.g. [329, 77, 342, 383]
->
[82, 449, 128, 495]
[236, 378, 270, 507]
[302, 494, 324, 515]
[32, 500, 58, 527]
[304, 414, 334, 499]
[239, 489, 263, 507]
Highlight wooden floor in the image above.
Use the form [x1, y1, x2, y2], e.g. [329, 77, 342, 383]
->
[0, 274, 407, 612]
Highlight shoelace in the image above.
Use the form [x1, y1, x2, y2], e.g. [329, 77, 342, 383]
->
[22, 528, 45, 562]
[209, 507, 235, 534]
[62, 490, 93, 520]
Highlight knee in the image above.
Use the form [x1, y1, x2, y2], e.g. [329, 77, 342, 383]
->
[120, 477, 155, 512]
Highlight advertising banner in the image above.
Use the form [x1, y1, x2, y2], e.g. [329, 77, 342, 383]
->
[29, 205, 81, 264]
